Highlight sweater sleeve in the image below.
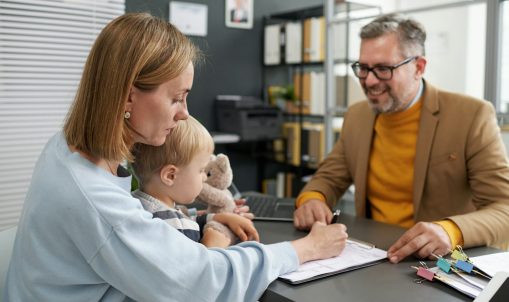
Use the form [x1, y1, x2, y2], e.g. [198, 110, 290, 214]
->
[434, 219, 464, 248]
[89, 213, 299, 302]
[296, 191, 327, 208]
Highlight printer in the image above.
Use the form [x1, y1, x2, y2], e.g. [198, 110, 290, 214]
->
[216, 95, 283, 141]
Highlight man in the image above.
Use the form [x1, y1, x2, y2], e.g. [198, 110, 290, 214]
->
[294, 13, 509, 263]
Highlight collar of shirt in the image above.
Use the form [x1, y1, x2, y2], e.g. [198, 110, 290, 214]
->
[402, 79, 424, 111]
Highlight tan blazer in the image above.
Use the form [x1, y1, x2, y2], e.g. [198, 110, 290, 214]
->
[303, 81, 509, 247]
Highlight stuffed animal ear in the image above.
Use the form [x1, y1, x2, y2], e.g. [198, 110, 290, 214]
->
[216, 154, 230, 174]
[160, 164, 178, 186]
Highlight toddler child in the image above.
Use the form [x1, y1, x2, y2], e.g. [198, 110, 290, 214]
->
[131, 116, 258, 247]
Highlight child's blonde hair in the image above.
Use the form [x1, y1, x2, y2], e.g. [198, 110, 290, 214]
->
[132, 116, 214, 188]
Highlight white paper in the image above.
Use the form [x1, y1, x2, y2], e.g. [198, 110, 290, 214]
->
[169, 1, 207, 37]
[471, 252, 509, 277]
[279, 239, 387, 283]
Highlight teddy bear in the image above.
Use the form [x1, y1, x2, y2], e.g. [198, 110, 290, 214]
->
[198, 153, 238, 244]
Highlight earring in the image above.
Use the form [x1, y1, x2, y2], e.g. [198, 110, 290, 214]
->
[124, 111, 131, 119]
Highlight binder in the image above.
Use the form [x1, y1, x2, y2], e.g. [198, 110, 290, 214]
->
[332, 23, 347, 60]
[292, 72, 311, 114]
[282, 122, 300, 166]
[306, 123, 324, 168]
[303, 17, 325, 63]
[285, 22, 302, 64]
[335, 75, 365, 108]
[310, 71, 325, 115]
[264, 24, 281, 65]
[284, 173, 295, 197]
[294, 71, 324, 115]
[300, 126, 310, 165]
[276, 172, 285, 198]
[279, 239, 387, 285]
[303, 18, 312, 62]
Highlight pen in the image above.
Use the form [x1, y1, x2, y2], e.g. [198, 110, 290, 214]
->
[331, 209, 341, 224]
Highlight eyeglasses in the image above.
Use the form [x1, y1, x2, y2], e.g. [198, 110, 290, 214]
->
[351, 56, 418, 81]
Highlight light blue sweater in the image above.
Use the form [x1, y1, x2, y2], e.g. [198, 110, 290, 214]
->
[4, 132, 298, 302]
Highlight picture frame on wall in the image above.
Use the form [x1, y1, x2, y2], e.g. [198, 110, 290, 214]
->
[169, 1, 208, 37]
[225, 0, 253, 29]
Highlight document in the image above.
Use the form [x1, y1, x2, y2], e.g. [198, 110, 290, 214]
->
[279, 239, 387, 284]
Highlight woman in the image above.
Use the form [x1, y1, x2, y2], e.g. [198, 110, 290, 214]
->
[4, 13, 347, 301]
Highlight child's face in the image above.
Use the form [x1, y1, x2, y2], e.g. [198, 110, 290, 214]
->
[171, 150, 211, 204]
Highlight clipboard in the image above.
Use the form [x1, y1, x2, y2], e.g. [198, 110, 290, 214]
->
[279, 238, 387, 285]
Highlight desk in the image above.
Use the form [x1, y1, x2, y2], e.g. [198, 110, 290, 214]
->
[256, 214, 498, 302]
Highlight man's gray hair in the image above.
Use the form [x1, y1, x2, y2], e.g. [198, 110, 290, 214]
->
[360, 13, 426, 57]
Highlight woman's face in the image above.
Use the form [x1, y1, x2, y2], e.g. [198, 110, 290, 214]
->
[126, 62, 194, 146]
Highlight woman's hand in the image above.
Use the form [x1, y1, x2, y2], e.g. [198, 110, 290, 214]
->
[201, 228, 231, 248]
[214, 212, 260, 242]
[291, 222, 348, 264]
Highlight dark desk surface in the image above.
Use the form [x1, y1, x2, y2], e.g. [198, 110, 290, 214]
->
[255, 214, 497, 302]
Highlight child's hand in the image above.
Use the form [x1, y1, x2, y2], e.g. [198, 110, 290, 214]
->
[233, 199, 254, 220]
[201, 228, 231, 248]
[214, 213, 260, 242]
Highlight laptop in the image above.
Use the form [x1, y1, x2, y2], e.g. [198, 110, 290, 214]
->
[229, 183, 295, 221]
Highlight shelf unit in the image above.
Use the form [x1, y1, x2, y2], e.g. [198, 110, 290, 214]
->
[262, 0, 380, 197]
[262, 5, 325, 197]
[323, 0, 381, 152]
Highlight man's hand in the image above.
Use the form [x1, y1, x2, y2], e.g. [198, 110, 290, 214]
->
[293, 199, 333, 230]
[387, 222, 452, 263]
[233, 198, 254, 220]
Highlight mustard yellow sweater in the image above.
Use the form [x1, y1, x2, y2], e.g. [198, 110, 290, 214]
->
[368, 100, 421, 228]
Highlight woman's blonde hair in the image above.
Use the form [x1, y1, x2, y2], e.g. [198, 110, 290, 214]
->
[64, 13, 201, 161]
[131, 116, 214, 188]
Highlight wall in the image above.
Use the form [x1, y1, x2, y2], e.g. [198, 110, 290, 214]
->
[126, 0, 322, 191]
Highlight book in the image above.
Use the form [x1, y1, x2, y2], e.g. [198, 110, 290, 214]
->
[279, 239, 387, 285]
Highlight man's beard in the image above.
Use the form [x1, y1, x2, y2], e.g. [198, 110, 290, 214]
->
[364, 84, 403, 114]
